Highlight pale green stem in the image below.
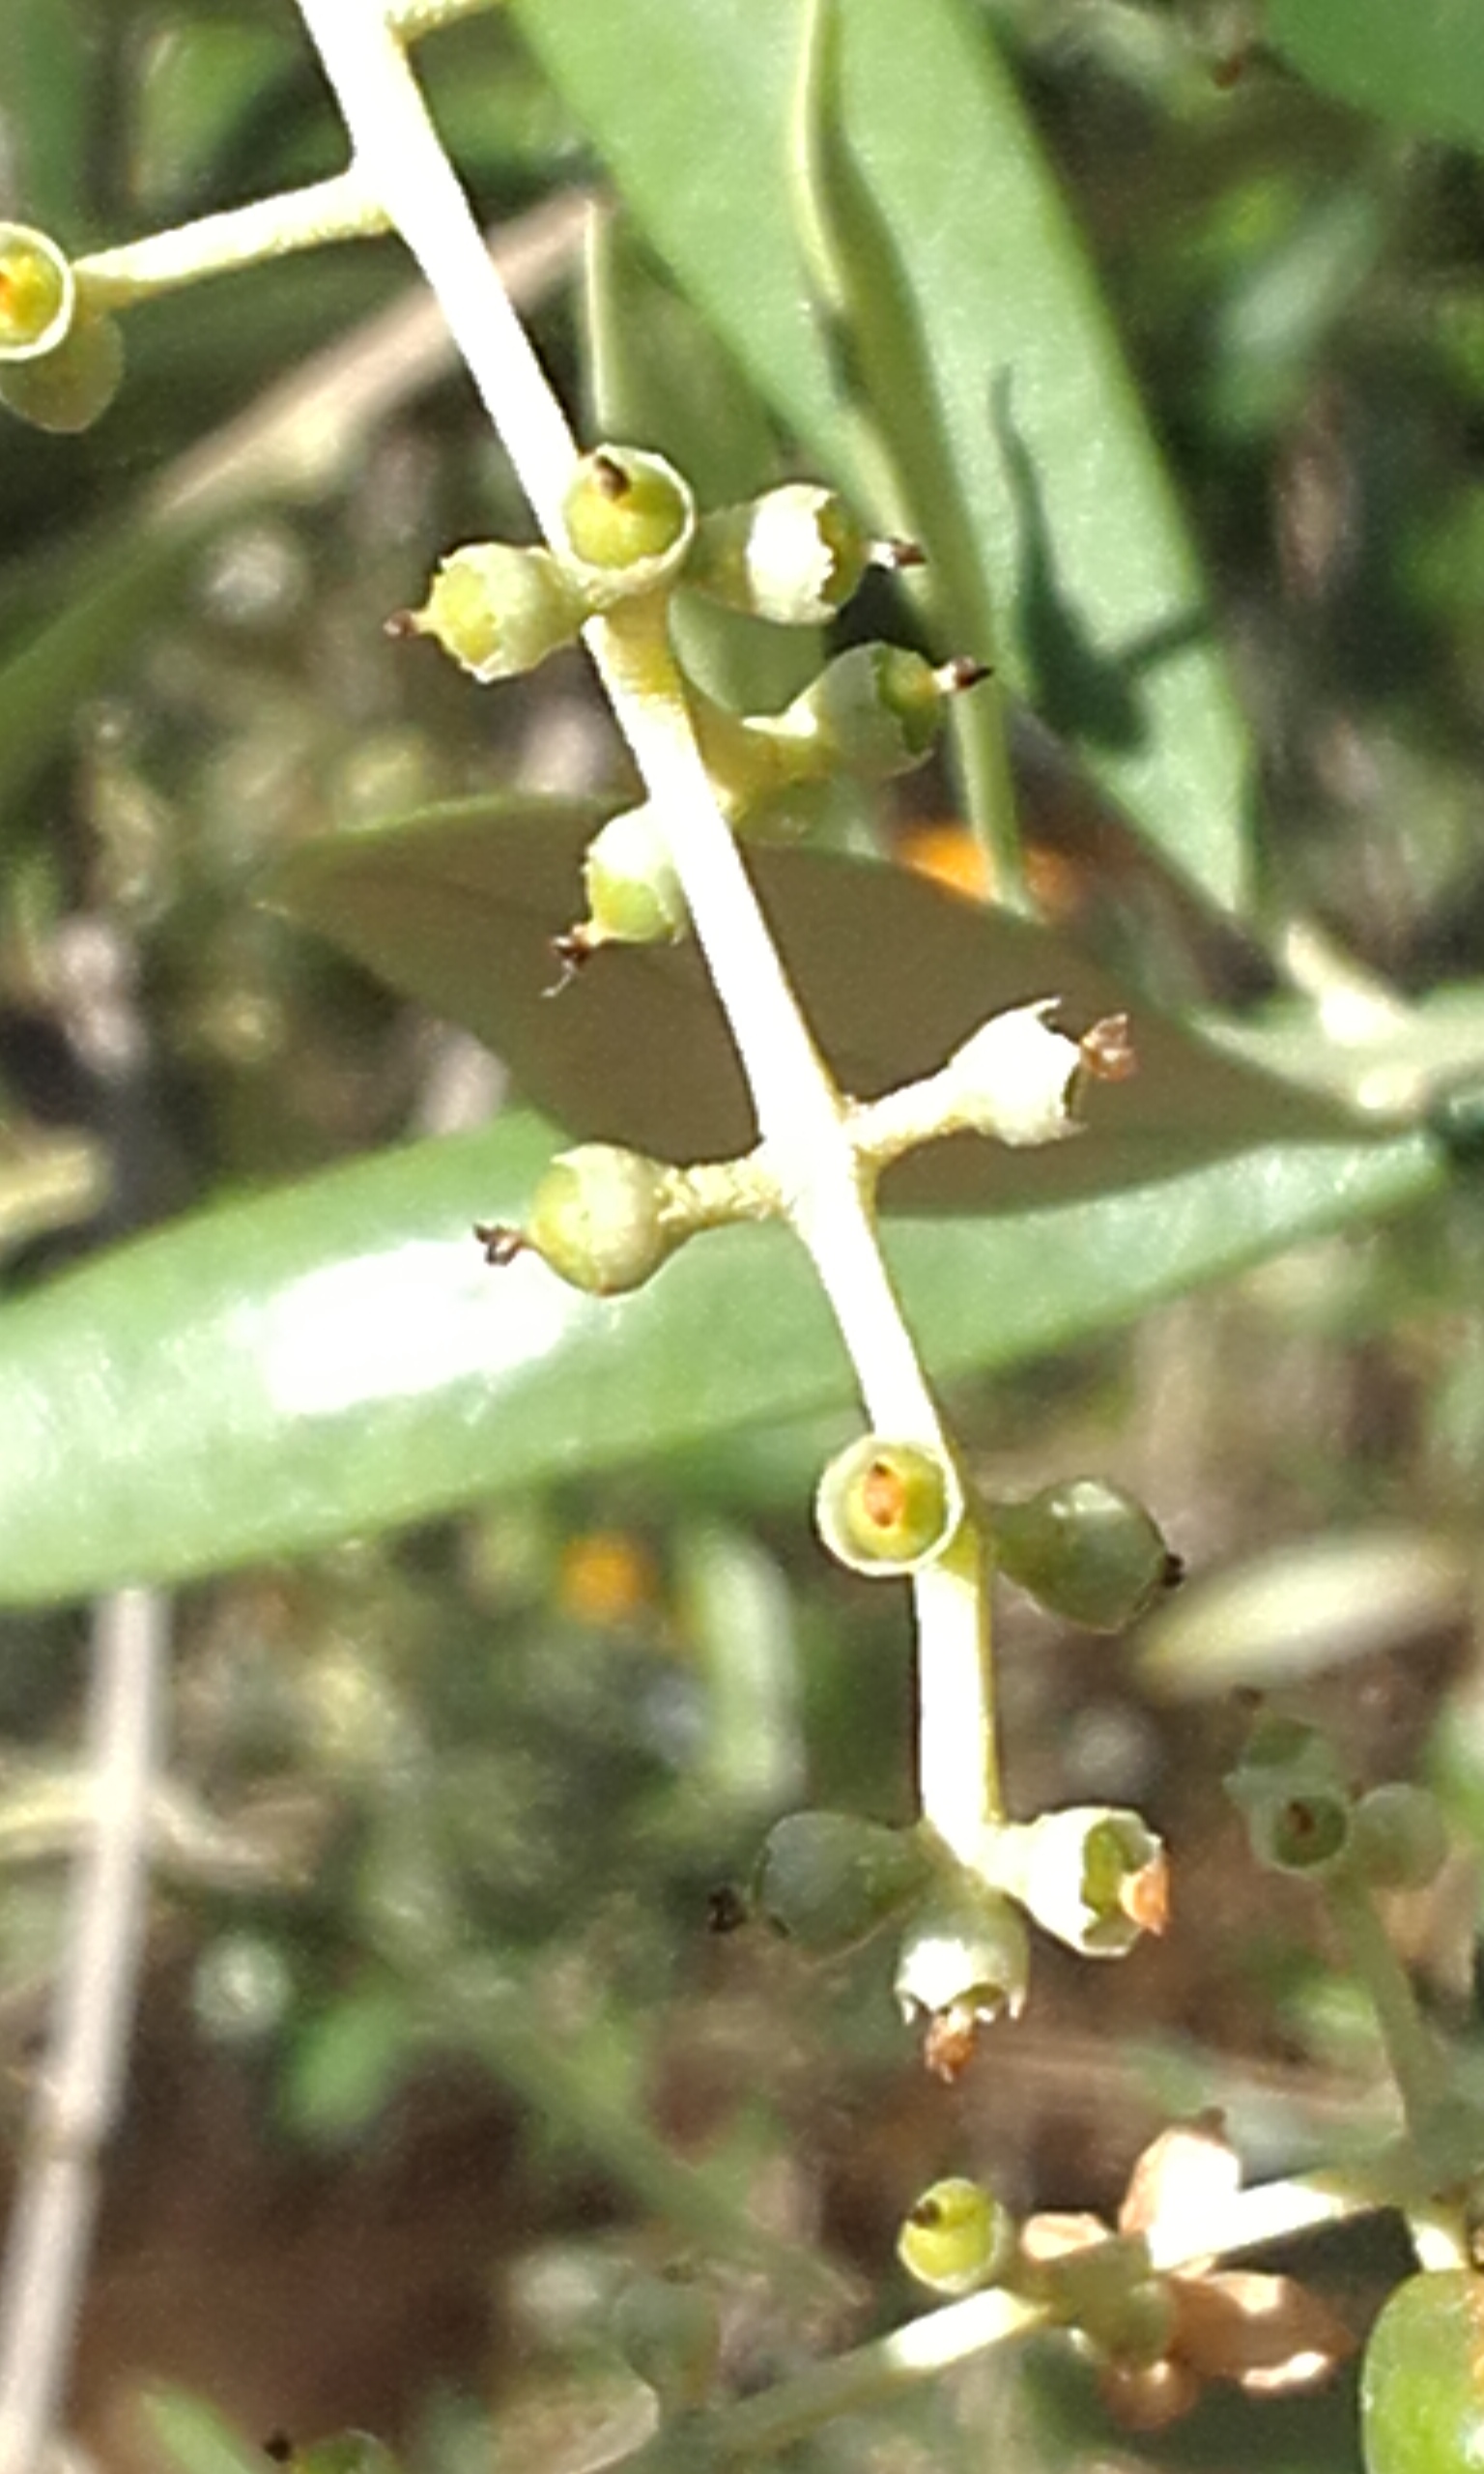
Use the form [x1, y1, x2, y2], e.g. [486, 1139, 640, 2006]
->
[1327, 1872, 1450, 2143]
[0, 1591, 165, 2474]
[292, 2, 996, 1847]
[74, 170, 388, 312]
[916, 1527, 1001, 1852]
[387, 0, 502, 32]
[615, 2167, 1372, 2467]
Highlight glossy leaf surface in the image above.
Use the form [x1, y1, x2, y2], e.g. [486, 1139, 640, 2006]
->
[509, 0, 1256, 911]
[0, 1104, 1436, 1604]
[269, 795, 1358, 1213]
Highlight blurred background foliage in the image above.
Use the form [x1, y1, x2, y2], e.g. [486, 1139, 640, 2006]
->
[2, 1, 1484, 2468]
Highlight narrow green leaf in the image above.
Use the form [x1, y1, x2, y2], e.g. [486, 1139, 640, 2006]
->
[0, 1103, 1438, 1606]
[269, 794, 1358, 1213]
[509, 0, 1256, 910]
[1269, 0, 1484, 154]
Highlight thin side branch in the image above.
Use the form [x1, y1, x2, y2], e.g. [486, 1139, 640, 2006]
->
[0, 1591, 166, 2474]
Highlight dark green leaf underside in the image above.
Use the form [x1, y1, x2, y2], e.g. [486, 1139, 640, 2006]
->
[269, 793, 1365, 1213]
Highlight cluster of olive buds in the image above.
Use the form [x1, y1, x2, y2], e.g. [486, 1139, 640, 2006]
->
[895, 2117, 1352, 2434]
[428, 435, 1174, 2060]
[1226, 1712, 1448, 1892]
[396, 444, 982, 968]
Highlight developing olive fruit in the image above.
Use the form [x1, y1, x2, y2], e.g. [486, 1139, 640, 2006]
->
[396, 542, 585, 681]
[560, 446, 696, 600]
[612, 2269, 722, 2416]
[0, 309, 124, 434]
[1351, 1783, 1449, 1893]
[525, 1144, 685, 1296]
[756, 1811, 932, 1954]
[815, 1436, 962, 1577]
[988, 1479, 1175, 1631]
[687, 483, 871, 625]
[577, 804, 688, 953]
[768, 643, 978, 782]
[898, 2177, 1016, 2297]
[1360, 2269, 1484, 2474]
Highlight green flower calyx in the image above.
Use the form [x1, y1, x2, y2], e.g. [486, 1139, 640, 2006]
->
[0, 225, 72, 359]
[985, 1806, 1169, 1956]
[757, 643, 986, 784]
[687, 482, 916, 626]
[895, 1877, 1031, 2078]
[554, 804, 688, 977]
[393, 542, 585, 681]
[1225, 1716, 1354, 1878]
[0, 226, 124, 435]
[559, 444, 696, 603]
[815, 1435, 962, 1576]
[898, 2176, 1017, 2297]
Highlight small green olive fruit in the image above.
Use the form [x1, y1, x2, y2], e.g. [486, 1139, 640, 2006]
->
[815, 1435, 962, 1577]
[1351, 1783, 1449, 1893]
[0, 308, 123, 434]
[897, 2176, 1017, 2296]
[687, 483, 870, 625]
[397, 542, 585, 681]
[612, 2268, 722, 2416]
[0, 223, 73, 359]
[560, 445, 696, 602]
[525, 1144, 686, 1296]
[769, 643, 954, 781]
[1361, 2268, 1484, 2474]
[988, 1479, 1176, 1631]
[756, 1810, 932, 1954]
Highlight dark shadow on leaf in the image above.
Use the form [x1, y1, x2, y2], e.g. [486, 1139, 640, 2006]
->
[991, 369, 1210, 755]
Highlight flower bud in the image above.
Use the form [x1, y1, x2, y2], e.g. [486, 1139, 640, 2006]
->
[0, 224, 73, 359]
[393, 542, 585, 681]
[937, 1002, 1089, 1148]
[1350, 1782, 1449, 1893]
[814, 1436, 962, 1578]
[756, 1810, 932, 1955]
[988, 1479, 1176, 1631]
[612, 2268, 721, 2416]
[0, 308, 124, 434]
[765, 643, 970, 782]
[560, 446, 696, 604]
[897, 2176, 1017, 2296]
[895, 1879, 1030, 2077]
[985, 1807, 1168, 1957]
[524, 1143, 689, 1296]
[561, 804, 688, 964]
[687, 483, 870, 625]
